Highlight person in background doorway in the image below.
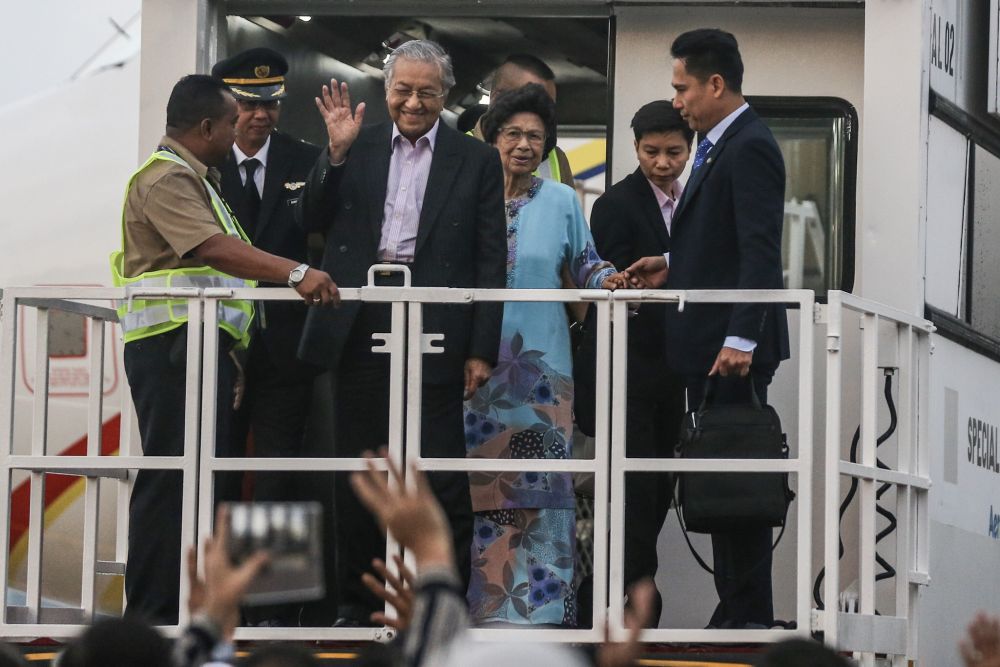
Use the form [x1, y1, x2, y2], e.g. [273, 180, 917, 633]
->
[476, 54, 574, 188]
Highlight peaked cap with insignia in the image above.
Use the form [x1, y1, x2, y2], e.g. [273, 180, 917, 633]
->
[211, 47, 288, 101]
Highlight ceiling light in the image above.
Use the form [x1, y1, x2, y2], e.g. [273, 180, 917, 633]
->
[298, 15, 312, 22]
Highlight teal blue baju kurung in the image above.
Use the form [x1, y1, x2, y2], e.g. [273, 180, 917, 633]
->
[464, 177, 614, 626]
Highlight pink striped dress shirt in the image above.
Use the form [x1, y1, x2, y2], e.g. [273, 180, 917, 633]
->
[378, 120, 440, 262]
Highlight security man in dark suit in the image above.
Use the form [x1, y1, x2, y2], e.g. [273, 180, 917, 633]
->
[212, 48, 324, 625]
[590, 101, 692, 626]
[296, 40, 506, 625]
[626, 29, 790, 629]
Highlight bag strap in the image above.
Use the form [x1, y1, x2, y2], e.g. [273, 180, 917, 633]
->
[670, 476, 789, 579]
[698, 374, 764, 412]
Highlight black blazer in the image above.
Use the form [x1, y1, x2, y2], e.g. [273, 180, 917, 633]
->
[590, 168, 671, 358]
[220, 131, 321, 371]
[665, 107, 790, 375]
[296, 122, 507, 384]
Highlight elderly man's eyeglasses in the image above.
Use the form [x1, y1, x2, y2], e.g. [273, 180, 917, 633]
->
[390, 87, 446, 101]
[237, 100, 280, 112]
[498, 127, 546, 146]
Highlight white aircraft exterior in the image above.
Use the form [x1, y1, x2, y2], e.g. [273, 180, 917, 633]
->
[2, 3, 1000, 666]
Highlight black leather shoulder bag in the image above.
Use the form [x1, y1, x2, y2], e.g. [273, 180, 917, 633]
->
[675, 377, 795, 534]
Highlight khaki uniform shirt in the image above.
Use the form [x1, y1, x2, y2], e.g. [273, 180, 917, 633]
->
[122, 136, 225, 278]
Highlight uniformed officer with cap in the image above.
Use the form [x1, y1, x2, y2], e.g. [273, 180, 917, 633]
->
[213, 47, 289, 102]
[212, 48, 330, 625]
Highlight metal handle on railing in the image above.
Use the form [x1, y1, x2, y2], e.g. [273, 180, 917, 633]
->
[366, 263, 412, 287]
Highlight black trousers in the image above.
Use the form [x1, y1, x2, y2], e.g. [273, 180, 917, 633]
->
[231, 336, 318, 625]
[231, 337, 314, 502]
[684, 370, 776, 628]
[333, 303, 472, 620]
[123, 326, 237, 625]
[622, 350, 686, 624]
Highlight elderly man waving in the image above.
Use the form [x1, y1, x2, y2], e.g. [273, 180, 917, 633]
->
[296, 39, 506, 627]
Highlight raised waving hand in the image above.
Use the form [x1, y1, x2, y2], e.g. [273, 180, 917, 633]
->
[315, 78, 366, 165]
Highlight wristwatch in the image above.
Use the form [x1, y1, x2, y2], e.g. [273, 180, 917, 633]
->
[287, 263, 310, 288]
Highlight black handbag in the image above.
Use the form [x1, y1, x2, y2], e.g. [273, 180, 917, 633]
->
[674, 377, 795, 534]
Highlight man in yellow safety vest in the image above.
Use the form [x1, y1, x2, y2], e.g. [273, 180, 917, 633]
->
[111, 74, 338, 625]
[473, 54, 574, 187]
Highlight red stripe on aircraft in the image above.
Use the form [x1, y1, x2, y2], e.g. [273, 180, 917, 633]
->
[8, 415, 122, 551]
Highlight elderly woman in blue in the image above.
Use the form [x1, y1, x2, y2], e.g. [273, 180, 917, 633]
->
[464, 83, 625, 627]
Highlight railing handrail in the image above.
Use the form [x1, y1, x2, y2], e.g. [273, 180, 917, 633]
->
[0, 286, 932, 660]
[819, 289, 932, 659]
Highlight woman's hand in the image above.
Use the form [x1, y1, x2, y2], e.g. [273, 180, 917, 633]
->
[601, 272, 630, 290]
[623, 255, 668, 289]
[464, 357, 492, 399]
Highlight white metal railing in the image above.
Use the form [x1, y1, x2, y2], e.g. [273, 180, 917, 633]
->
[816, 291, 933, 666]
[0, 284, 931, 661]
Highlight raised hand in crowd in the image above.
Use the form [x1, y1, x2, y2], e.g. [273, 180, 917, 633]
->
[350, 450, 454, 570]
[186, 506, 270, 639]
[315, 78, 366, 165]
[595, 578, 657, 667]
[961, 612, 1000, 667]
[362, 555, 417, 631]
[622, 255, 668, 289]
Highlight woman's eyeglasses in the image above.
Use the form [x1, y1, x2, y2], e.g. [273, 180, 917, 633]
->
[498, 127, 546, 145]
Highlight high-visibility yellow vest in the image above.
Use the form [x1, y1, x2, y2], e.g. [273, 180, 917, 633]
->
[536, 150, 562, 183]
[110, 149, 256, 346]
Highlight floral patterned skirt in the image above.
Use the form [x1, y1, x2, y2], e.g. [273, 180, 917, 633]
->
[467, 507, 577, 626]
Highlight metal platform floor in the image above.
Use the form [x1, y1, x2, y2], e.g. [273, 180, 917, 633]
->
[14, 642, 766, 666]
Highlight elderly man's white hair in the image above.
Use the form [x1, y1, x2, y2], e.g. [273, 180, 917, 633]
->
[383, 39, 457, 93]
[438, 641, 589, 667]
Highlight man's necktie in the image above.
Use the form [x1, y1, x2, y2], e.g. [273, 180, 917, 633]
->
[241, 158, 261, 239]
[692, 138, 714, 172]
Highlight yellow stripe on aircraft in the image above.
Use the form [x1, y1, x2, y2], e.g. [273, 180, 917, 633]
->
[565, 139, 607, 179]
